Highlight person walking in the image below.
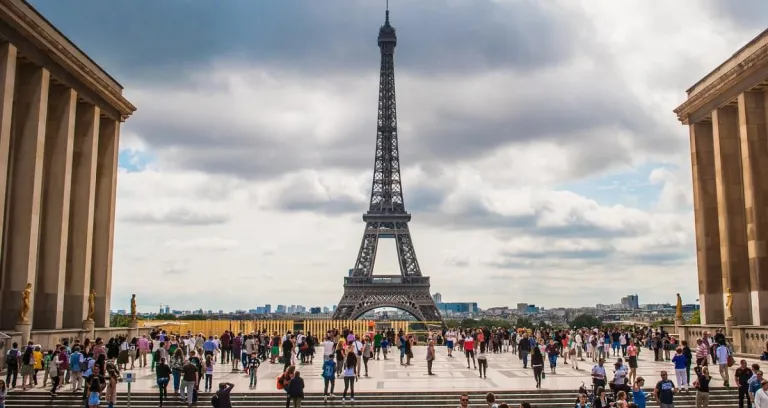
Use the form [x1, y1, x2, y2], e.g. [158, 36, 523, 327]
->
[531, 346, 544, 389]
[694, 365, 711, 408]
[155, 357, 171, 408]
[716, 342, 731, 387]
[287, 371, 305, 408]
[735, 359, 754, 408]
[653, 371, 677, 408]
[755, 380, 768, 408]
[426, 340, 436, 376]
[341, 347, 357, 403]
[321, 356, 336, 403]
[672, 347, 689, 391]
[477, 342, 488, 379]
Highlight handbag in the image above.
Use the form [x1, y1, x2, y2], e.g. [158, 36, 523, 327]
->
[300, 343, 308, 351]
[727, 355, 735, 367]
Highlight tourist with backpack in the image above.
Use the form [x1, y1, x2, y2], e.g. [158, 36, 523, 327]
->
[211, 382, 234, 408]
[19, 344, 35, 391]
[4, 343, 20, 388]
[321, 355, 336, 403]
[287, 371, 305, 408]
[69, 346, 84, 392]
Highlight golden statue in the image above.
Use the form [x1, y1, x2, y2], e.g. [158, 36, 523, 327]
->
[130, 294, 137, 320]
[18, 283, 32, 323]
[87, 289, 96, 321]
[675, 293, 683, 319]
[726, 287, 733, 318]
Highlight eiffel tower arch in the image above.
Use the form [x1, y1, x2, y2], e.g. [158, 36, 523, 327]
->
[332, 8, 441, 322]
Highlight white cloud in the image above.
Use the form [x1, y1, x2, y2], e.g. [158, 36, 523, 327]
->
[107, 0, 764, 312]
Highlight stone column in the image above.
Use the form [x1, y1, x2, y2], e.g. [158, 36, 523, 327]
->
[34, 86, 77, 329]
[0, 43, 16, 302]
[91, 118, 119, 327]
[63, 103, 100, 328]
[690, 120, 724, 324]
[0, 63, 50, 329]
[712, 105, 751, 326]
[738, 90, 768, 326]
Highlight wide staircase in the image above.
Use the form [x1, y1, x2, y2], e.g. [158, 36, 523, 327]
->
[4, 388, 740, 407]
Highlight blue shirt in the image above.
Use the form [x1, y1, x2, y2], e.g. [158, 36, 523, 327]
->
[672, 354, 687, 370]
[322, 360, 336, 379]
[632, 389, 646, 408]
[69, 352, 82, 372]
[203, 340, 216, 352]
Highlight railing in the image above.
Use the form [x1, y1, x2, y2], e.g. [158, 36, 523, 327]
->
[344, 275, 430, 285]
[138, 319, 443, 338]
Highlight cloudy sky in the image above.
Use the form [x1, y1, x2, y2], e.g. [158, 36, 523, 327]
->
[30, 0, 768, 313]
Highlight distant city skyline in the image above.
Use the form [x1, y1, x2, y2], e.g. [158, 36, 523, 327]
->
[121, 292, 689, 315]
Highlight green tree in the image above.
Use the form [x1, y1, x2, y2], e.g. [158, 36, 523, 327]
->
[515, 317, 534, 329]
[110, 314, 132, 327]
[687, 310, 701, 325]
[569, 314, 602, 329]
[444, 319, 461, 328]
[651, 317, 674, 328]
[153, 313, 177, 320]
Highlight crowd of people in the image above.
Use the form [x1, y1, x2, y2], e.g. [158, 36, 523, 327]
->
[3, 324, 768, 407]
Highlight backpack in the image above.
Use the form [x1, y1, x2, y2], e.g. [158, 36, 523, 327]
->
[5, 349, 18, 366]
[211, 393, 220, 408]
[80, 357, 90, 372]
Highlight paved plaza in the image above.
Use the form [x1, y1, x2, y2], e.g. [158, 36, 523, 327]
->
[12, 346, 757, 395]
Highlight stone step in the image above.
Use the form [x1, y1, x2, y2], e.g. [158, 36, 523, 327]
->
[3, 389, 740, 408]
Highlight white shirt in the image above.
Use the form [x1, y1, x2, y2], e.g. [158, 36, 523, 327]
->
[446, 331, 455, 341]
[756, 388, 768, 408]
[716, 345, 729, 364]
[592, 365, 606, 380]
[322, 340, 335, 356]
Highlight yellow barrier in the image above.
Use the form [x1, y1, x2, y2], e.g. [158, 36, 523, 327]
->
[138, 320, 443, 338]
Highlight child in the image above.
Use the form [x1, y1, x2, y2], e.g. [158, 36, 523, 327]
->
[42, 350, 53, 387]
[247, 352, 260, 388]
[381, 337, 389, 360]
[321, 355, 336, 402]
[287, 370, 304, 408]
[204, 354, 215, 392]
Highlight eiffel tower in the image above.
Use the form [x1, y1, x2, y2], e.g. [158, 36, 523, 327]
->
[332, 7, 441, 322]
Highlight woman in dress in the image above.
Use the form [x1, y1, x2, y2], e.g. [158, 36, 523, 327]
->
[117, 337, 130, 370]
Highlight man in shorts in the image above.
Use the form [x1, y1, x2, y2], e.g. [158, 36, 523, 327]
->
[446, 329, 455, 357]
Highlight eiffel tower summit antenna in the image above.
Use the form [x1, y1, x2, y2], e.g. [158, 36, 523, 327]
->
[332, 2, 441, 322]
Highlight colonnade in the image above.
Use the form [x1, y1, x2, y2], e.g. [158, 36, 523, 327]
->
[690, 89, 768, 326]
[0, 40, 120, 330]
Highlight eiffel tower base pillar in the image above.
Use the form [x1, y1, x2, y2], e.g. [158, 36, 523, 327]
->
[333, 276, 441, 321]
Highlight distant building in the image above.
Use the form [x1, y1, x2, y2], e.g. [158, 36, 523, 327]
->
[437, 302, 478, 314]
[265, 304, 272, 314]
[433, 293, 442, 304]
[517, 303, 528, 312]
[621, 295, 640, 309]
[525, 304, 539, 314]
[276, 305, 286, 313]
[310, 307, 322, 314]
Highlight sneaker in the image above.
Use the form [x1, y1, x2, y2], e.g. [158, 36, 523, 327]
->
[330, 394, 336, 397]
[351, 398, 355, 402]
[341, 398, 346, 403]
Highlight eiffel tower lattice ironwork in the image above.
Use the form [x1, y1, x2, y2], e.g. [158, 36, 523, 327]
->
[332, 8, 441, 322]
